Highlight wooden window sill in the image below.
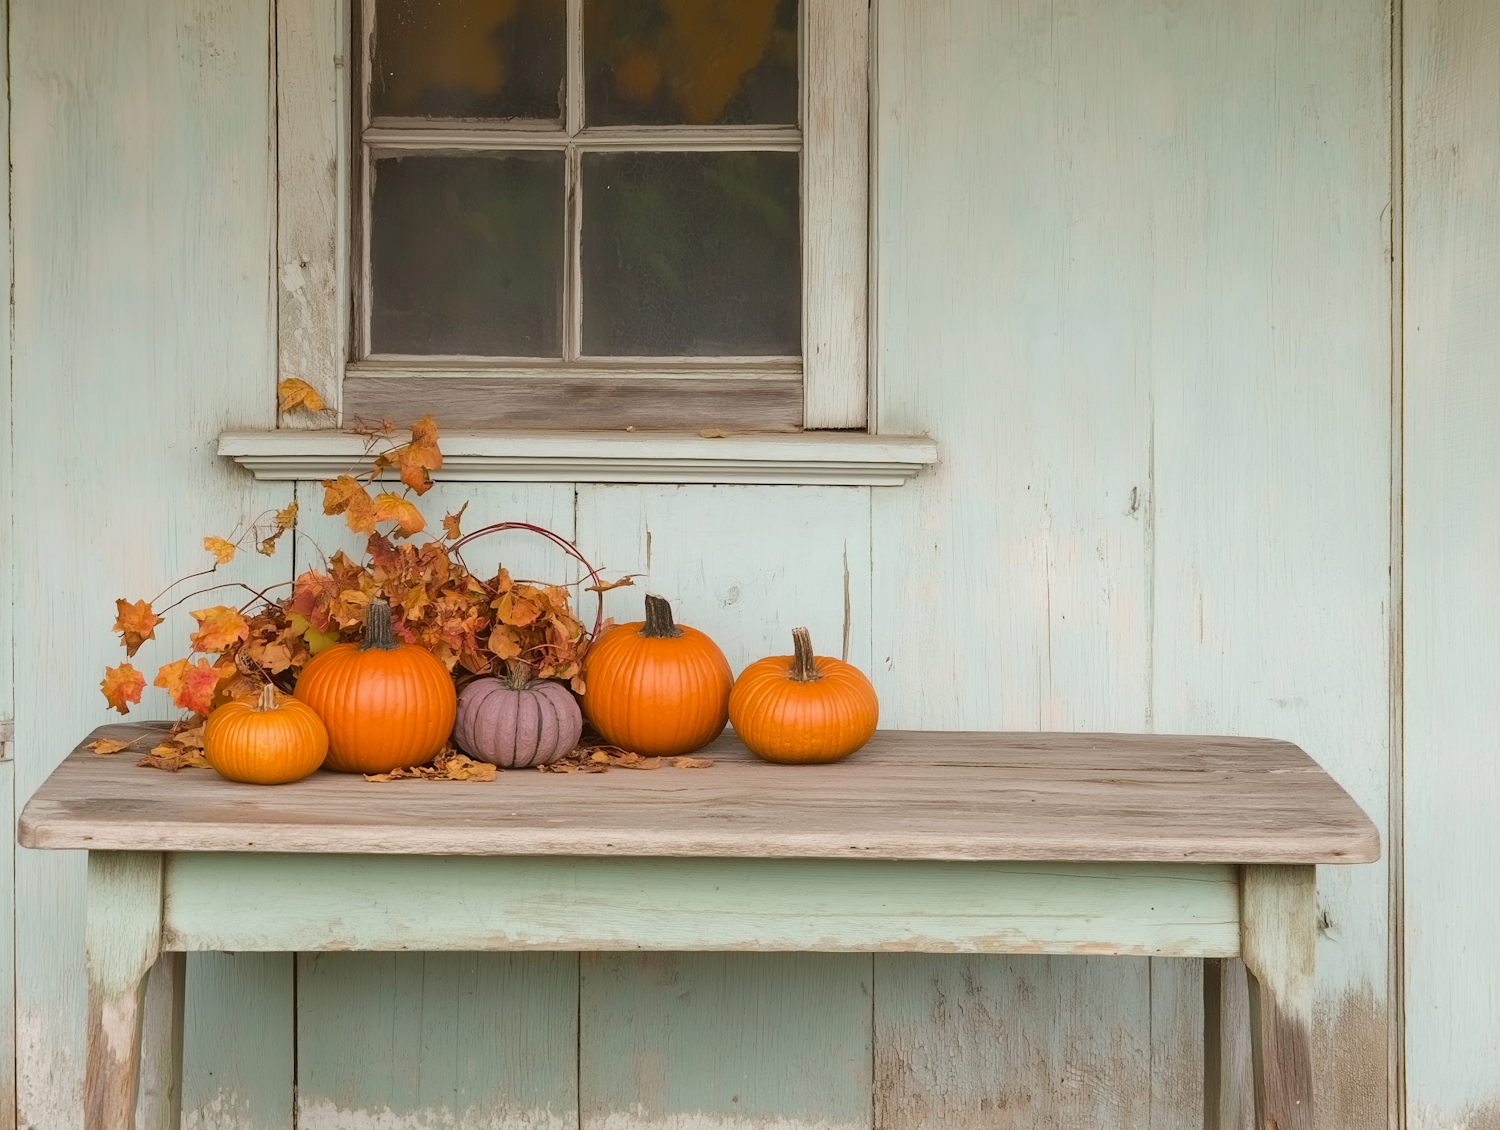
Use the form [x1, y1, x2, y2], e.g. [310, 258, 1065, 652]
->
[218, 429, 938, 487]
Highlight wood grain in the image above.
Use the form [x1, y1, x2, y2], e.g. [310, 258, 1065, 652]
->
[1402, 0, 1500, 1125]
[875, 954, 1153, 1130]
[23, 726, 1378, 864]
[84, 853, 164, 1130]
[180, 954, 295, 1130]
[581, 953, 870, 1130]
[802, 0, 869, 429]
[296, 952, 577, 1130]
[8, 0, 284, 1123]
[135, 953, 186, 1130]
[160, 853, 1240, 955]
[277, 0, 344, 423]
[343, 375, 804, 432]
[1241, 866, 1317, 1130]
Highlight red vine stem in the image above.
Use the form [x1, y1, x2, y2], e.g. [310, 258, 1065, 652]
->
[451, 521, 610, 639]
[155, 581, 285, 618]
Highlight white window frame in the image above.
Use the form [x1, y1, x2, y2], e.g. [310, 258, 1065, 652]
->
[276, 0, 870, 432]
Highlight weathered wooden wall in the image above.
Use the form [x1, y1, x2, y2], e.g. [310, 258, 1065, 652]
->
[10, 0, 1498, 1126]
[1403, 0, 1500, 1127]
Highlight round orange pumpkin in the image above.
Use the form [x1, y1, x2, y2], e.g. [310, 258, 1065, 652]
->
[582, 594, 732, 757]
[728, 627, 879, 764]
[204, 682, 329, 784]
[293, 599, 457, 773]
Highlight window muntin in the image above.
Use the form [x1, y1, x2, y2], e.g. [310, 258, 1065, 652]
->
[359, 0, 803, 366]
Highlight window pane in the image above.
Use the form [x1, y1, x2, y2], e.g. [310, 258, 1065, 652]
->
[581, 151, 800, 356]
[584, 0, 798, 126]
[372, 0, 566, 120]
[371, 153, 565, 357]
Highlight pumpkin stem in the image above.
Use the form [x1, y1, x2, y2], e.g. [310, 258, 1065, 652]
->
[640, 593, 684, 639]
[360, 599, 401, 651]
[252, 682, 279, 712]
[505, 659, 533, 692]
[789, 627, 822, 682]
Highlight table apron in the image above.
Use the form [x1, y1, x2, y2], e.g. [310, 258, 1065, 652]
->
[159, 853, 1241, 956]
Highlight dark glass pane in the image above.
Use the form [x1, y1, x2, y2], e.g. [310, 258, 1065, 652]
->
[372, 0, 566, 120]
[581, 151, 800, 356]
[584, 0, 798, 126]
[371, 153, 565, 356]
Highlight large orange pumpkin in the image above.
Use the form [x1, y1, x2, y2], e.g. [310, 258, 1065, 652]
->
[204, 683, 329, 784]
[582, 594, 732, 757]
[294, 599, 456, 773]
[728, 627, 879, 764]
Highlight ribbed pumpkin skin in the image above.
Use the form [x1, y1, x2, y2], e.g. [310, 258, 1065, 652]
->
[294, 643, 457, 773]
[583, 623, 733, 757]
[729, 654, 879, 764]
[454, 677, 583, 768]
[203, 694, 328, 784]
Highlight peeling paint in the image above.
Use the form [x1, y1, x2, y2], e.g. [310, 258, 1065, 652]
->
[298, 1098, 574, 1130]
[184, 1090, 258, 1130]
[585, 1115, 863, 1130]
[16, 1010, 82, 1130]
[1314, 985, 1388, 1130]
[1409, 1101, 1500, 1130]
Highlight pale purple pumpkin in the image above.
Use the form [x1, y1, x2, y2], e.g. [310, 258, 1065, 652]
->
[453, 663, 583, 768]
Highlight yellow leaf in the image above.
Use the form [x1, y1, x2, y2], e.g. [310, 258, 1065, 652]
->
[87, 738, 131, 755]
[101, 664, 146, 714]
[373, 492, 426, 538]
[672, 756, 714, 769]
[113, 599, 163, 657]
[277, 377, 326, 413]
[203, 536, 237, 564]
[188, 606, 250, 653]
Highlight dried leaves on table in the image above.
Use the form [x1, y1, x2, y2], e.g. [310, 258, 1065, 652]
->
[365, 747, 497, 783]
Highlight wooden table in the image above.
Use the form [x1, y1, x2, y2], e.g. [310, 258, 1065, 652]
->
[19, 724, 1379, 1130]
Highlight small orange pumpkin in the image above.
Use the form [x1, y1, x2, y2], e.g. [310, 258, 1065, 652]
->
[294, 599, 457, 774]
[728, 627, 879, 764]
[582, 594, 732, 757]
[204, 682, 329, 784]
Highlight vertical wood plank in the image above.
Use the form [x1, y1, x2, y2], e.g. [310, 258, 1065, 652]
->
[874, 955, 1152, 1130]
[870, 1, 1155, 1123]
[1403, 0, 1500, 1125]
[296, 953, 578, 1130]
[575, 485, 872, 676]
[581, 953, 871, 1130]
[1, 763, 14, 1130]
[278, 0, 346, 424]
[9, 0, 281, 1124]
[1240, 867, 1317, 1130]
[1137, 0, 1394, 1123]
[180, 955, 294, 1130]
[802, 0, 870, 430]
[1148, 958, 1205, 1130]
[574, 488, 872, 1130]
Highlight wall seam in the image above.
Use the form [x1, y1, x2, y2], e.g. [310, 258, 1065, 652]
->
[1387, 0, 1407, 1124]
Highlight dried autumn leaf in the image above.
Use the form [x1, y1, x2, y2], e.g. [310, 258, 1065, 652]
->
[101, 664, 146, 714]
[322, 475, 378, 536]
[113, 599, 163, 657]
[672, 756, 714, 769]
[373, 492, 425, 538]
[189, 605, 250, 653]
[87, 738, 132, 755]
[155, 656, 224, 716]
[585, 575, 638, 594]
[699, 428, 728, 438]
[203, 536, 237, 564]
[275, 501, 299, 529]
[277, 377, 326, 414]
[397, 415, 444, 494]
[442, 501, 468, 541]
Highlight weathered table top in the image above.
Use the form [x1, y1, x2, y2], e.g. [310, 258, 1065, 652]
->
[18, 722, 1379, 864]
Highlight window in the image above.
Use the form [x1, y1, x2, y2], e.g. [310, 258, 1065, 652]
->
[275, 0, 869, 434]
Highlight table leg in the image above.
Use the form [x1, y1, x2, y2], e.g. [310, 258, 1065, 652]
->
[1240, 864, 1317, 1130]
[85, 852, 167, 1130]
[136, 952, 186, 1130]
